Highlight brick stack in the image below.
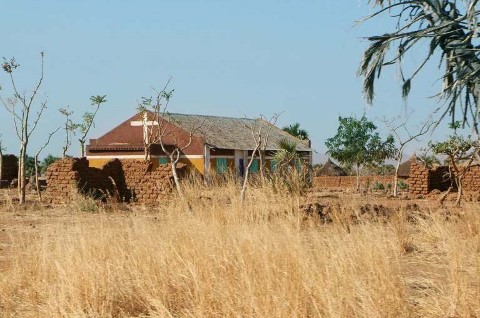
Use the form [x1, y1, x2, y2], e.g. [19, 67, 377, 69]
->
[119, 160, 182, 204]
[461, 164, 480, 191]
[45, 158, 185, 204]
[45, 158, 85, 204]
[408, 162, 429, 195]
[1, 154, 18, 187]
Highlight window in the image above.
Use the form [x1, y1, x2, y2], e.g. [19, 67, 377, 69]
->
[216, 158, 227, 173]
[249, 159, 259, 173]
[159, 157, 169, 165]
[270, 159, 277, 172]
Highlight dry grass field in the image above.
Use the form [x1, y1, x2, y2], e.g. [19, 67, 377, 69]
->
[1, 182, 480, 317]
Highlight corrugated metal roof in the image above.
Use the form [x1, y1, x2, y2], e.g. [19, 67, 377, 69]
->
[163, 113, 312, 152]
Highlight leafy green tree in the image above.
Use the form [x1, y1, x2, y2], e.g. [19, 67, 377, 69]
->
[77, 95, 107, 157]
[359, 1, 480, 135]
[430, 122, 477, 206]
[417, 150, 440, 169]
[24, 155, 36, 178]
[40, 154, 61, 174]
[325, 116, 396, 191]
[366, 163, 395, 176]
[273, 138, 301, 174]
[282, 122, 309, 140]
[272, 138, 309, 193]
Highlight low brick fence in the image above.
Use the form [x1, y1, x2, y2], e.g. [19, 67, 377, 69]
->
[409, 162, 480, 195]
[313, 175, 396, 189]
[45, 158, 185, 204]
[0, 154, 18, 188]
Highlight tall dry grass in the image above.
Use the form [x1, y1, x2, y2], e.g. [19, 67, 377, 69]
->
[0, 180, 480, 317]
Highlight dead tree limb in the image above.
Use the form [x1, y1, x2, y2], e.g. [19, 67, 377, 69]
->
[381, 110, 434, 197]
[1, 52, 47, 204]
[34, 127, 60, 201]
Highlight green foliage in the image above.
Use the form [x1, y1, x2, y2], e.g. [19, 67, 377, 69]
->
[78, 95, 107, 135]
[77, 95, 107, 157]
[40, 154, 60, 174]
[272, 138, 309, 194]
[397, 180, 409, 191]
[359, 1, 480, 129]
[417, 150, 440, 169]
[137, 90, 174, 114]
[282, 122, 309, 140]
[325, 116, 396, 175]
[273, 138, 300, 173]
[367, 163, 395, 175]
[429, 135, 476, 160]
[25, 155, 36, 177]
[372, 182, 385, 191]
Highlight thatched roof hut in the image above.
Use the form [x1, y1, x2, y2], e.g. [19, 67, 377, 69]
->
[316, 159, 347, 176]
[397, 156, 416, 178]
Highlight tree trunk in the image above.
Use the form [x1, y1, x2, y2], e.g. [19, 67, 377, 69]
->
[170, 154, 191, 212]
[80, 141, 85, 158]
[259, 149, 266, 186]
[18, 146, 26, 204]
[241, 147, 259, 204]
[393, 156, 402, 197]
[455, 177, 462, 207]
[171, 161, 185, 200]
[34, 154, 42, 202]
[0, 150, 3, 187]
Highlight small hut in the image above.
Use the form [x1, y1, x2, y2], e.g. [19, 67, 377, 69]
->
[397, 156, 416, 179]
[316, 158, 347, 176]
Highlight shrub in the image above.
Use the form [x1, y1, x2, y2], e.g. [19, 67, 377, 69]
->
[397, 180, 409, 190]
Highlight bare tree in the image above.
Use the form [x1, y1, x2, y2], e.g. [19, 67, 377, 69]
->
[240, 114, 291, 203]
[0, 52, 47, 204]
[34, 127, 60, 201]
[430, 123, 478, 206]
[138, 83, 203, 205]
[257, 113, 281, 185]
[241, 123, 263, 204]
[137, 79, 173, 161]
[77, 95, 107, 157]
[381, 111, 434, 196]
[59, 107, 76, 159]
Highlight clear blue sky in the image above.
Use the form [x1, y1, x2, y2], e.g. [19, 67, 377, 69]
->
[0, 0, 454, 162]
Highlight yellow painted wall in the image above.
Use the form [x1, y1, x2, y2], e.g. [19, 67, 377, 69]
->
[178, 158, 204, 175]
[88, 158, 111, 169]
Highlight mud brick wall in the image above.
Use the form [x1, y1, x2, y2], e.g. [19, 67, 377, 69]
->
[408, 162, 430, 195]
[409, 162, 480, 195]
[45, 158, 87, 203]
[105, 160, 180, 203]
[46, 158, 184, 204]
[1, 154, 18, 186]
[313, 175, 395, 189]
[459, 165, 480, 192]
